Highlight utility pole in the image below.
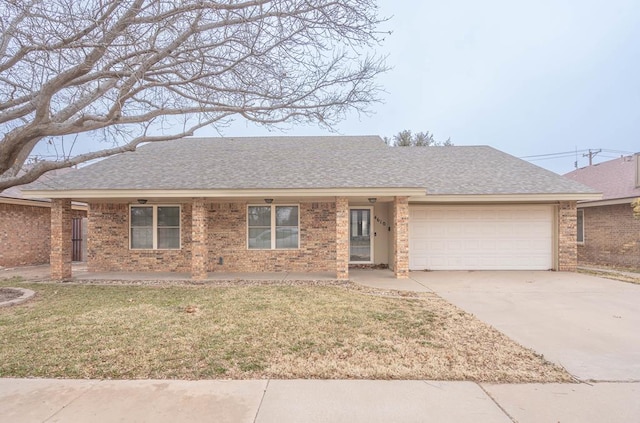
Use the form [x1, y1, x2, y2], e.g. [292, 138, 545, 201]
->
[582, 149, 601, 166]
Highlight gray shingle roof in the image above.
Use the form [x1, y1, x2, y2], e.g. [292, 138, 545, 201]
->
[28, 136, 598, 195]
[394, 146, 598, 195]
[1, 167, 76, 201]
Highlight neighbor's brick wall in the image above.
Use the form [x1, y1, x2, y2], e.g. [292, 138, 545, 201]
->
[0, 202, 85, 268]
[208, 202, 336, 273]
[87, 203, 192, 272]
[578, 204, 640, 269]
[0, 203, 50, 267]
[558, 201, 577, 271]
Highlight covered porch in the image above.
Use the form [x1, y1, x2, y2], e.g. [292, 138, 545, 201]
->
[46, 194, 414, 282]
[3, 262, 420, 289]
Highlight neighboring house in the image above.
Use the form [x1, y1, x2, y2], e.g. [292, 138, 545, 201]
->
[564, 154, 640, 269]
[24, 136, 599, 280]
[0, 169, 88, 268]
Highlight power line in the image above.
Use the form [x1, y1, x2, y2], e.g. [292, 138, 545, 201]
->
[582, 149, 601, 166]
[526, 153, 580, 162]
[519, 150, 589, 159]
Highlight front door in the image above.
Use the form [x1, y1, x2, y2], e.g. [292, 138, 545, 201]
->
[350, 208, 372, 263]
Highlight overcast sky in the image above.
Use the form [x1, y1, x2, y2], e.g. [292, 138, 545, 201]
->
[212, 0, 640, 175]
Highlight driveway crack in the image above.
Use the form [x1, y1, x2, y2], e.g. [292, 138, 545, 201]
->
[476, 383, 518, 423]
[42, 380, 98, 423]
[253, 379, 270, 423]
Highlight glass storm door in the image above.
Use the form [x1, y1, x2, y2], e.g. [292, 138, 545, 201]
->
[350, 208, 372, 262]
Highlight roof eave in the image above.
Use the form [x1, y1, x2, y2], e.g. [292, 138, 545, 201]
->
[577, 196, 639, 208]
[0, 196, 88, 210]
[23, 187, 427, 200]
[409, 193, 603, 203]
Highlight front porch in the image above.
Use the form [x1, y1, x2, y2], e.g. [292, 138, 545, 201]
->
[47, 196, 411, 281]
[5, 262, 418, 287]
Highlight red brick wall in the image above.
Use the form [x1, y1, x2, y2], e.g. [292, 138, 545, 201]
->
[208, 202, 336, 272]
[87, 203, 192, 272]
[578, 203, 640, 269]
[0, 202, 85, 268]
[86, 201, 336, 273]
[335, 197, 349, 279]
[391, 196, 409, 278]
[558, 201, 578, 271]
[0, 203, 50, 267]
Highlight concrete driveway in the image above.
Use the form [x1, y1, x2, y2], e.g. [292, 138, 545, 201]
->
[409, 271, 640, 382]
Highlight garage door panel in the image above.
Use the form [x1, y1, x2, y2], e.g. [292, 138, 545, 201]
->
[409, 205, 554, 270]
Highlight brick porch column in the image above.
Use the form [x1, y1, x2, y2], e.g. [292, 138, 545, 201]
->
[50, 198, 72, 280]
[558, 201, 577, 271]
[191, 198, 209, 279]
[336, 196, 349, 280]
[392, 196, 409, 278]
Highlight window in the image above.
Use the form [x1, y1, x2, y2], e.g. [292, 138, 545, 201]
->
[577, 209, 584, 244]
[130, 205, 181, 249]
[248, 205, 299, 249]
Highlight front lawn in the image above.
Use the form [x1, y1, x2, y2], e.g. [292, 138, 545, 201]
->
[0, 279, 572, 382]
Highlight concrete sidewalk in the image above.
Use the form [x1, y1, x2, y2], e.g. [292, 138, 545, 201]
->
[1, 378, 638, 423]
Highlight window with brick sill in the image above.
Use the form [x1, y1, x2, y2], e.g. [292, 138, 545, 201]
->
[130, 205, 181, 249]
[247, 205, 299, 249]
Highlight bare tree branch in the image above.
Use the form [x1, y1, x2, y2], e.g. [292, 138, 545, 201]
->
[0, 0, 388, 188]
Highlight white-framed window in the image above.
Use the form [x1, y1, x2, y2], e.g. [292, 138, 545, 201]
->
[247, 204, 299, 249]
[130, 205, 181, 250]
[577, 209, 584, 244]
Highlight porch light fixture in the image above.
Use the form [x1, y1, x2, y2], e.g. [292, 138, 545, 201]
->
[137, 199, 147, 204]
[264, 198, 273, 204]
[368, 198, 377, 204]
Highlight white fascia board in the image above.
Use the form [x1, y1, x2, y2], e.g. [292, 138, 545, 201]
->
[0, 197, 88, 211]
[23, 187, 427, 200]
[577, 197, 638, 208]
[409, 193, 603, 203]
[0, 197, 51, 208]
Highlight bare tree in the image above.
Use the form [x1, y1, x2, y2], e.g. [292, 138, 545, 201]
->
[384, 130, 452, 147]
[0, 0, 388, 190]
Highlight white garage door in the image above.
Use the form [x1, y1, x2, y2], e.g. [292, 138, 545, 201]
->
[409, 205, 554, 270]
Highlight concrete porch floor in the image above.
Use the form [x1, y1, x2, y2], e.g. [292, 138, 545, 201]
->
[73, 267, 432, 285]
[68, 264, 337, 281]
[2, 263, 419, 285]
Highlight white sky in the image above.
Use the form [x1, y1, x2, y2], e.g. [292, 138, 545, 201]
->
[32, 0, 640, 175]
[211, 0, 640, 174]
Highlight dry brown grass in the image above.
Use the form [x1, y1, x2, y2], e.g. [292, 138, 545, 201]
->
[578, 269, 640, 285]
[0, 278, 572, 382]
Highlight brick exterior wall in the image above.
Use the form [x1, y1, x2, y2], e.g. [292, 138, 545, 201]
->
[558, 201, 578, 271]
[209, 202, 337, 273]
[83, 199, 586, 275]
[87, 201, 337, 274]
[191, 198, 209, 279]
[578, 203, 640, 269]
[0, 202, 85, 268]
[335, 197, 349, 280]
[50, 199, 72, 279]
[87, 203, 192, 272]
[391, 196, 409, 278]
[0, 203, 50, 267]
